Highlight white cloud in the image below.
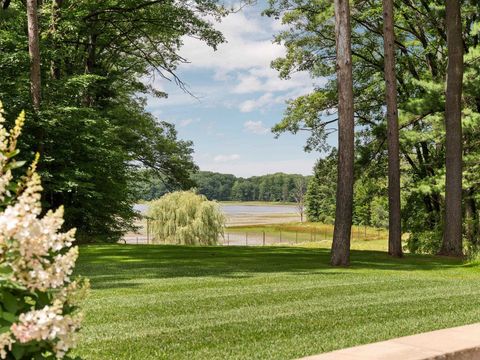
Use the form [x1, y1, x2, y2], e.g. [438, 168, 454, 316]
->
[270, 17, 289, 32]
[233, 68, 315, 95]
[243, 120, 269, 135]
[179, 11, 284, 73]
[175, 118, 200, 127]
[213, 154, 241, 163]
[238, 83, 321, 113]
[233, 75, 263, 94]
[179, 119, 194, 127]
[239, 93, 276, 112]
[146, 5, 325, 111]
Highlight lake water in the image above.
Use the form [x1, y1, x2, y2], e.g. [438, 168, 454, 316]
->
[126, 203, 300, 244]
[134, 203, 297, 216]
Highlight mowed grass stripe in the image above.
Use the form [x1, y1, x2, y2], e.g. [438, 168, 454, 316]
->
[74, 245, 480, 360]
[83, 276, 432, 311]
[82, 286, 480, 338]
[80, 293, 480, 359]
[83, 278, 468, 324]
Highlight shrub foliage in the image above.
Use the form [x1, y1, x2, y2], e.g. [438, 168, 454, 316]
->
[148, 191, 225, 245]
[0, 103, 88, 359]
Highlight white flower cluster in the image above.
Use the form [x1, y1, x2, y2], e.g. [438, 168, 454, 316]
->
[0, 333, 13, 359]
[0, 174, 78, 291]
[0, 101, 87, 359]
[11, 300, 82, 358]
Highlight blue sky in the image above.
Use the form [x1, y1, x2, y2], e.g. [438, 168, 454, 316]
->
[145, 2, 330, 177]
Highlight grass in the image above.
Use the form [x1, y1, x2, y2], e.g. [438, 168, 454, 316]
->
[74, 244, 480, 360]
[226, 222, 391, 249]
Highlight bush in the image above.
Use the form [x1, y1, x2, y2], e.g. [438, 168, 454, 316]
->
[148, 191, 225, 245]
[404, 229, 443, 254]
[0, 102, 88, 359]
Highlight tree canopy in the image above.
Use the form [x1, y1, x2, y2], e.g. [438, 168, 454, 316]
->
[266, 0, 480, 254]
[0, 0, 227, 241]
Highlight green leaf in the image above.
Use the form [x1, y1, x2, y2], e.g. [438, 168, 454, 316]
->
[1, 311, 17, 323]
[11, 343, 25, 360]
[0, 264, 12, 276]
[2, 291, 18, 313]
[6, 160, 26, 170]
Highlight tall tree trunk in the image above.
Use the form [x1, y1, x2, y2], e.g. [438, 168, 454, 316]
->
[85, 33, 97, 74]
[331, 0, 354, 266]
[50, 0, 62, 79]
[382, 0, 402, 257]
[83, 17, 97, 106]
[27, 0, 41, 111]
[440, 0, 463, 257]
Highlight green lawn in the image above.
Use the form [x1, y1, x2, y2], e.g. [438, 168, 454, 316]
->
[74, 245, 480, 360]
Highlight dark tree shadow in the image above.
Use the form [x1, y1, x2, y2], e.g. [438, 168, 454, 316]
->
[75, 244, 469, 290]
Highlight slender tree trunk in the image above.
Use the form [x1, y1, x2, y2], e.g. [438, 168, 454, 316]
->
[50, 0, 63, 79]
[382, 0, 403, 257]
[83, 17, 98, 106]
[85, 33, 97, 74]
[440, 0, 463, 257]
[27, 0, 41, 110]
[331, 0, 354, 266]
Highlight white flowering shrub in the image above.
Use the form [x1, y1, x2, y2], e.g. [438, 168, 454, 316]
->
[0, 102, 88, 359]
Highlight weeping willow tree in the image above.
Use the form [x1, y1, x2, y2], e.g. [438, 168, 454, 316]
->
[148, 191, 225, 245]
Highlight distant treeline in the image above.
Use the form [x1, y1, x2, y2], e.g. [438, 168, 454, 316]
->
[134, 171, 310, 202]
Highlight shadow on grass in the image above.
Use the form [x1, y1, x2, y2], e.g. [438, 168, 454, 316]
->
[75, 244, 466, 290]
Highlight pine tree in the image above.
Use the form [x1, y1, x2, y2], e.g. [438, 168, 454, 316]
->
[331, 0, 355, 266]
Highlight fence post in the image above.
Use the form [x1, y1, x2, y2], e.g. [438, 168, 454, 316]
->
[263, 231, 266, 246]
[136, 237, 139, 245]
[227, 233, 230, 245]
[280, 230, 282, 243]
[296, 231, 298, 244]
[246, 232, 248, 246]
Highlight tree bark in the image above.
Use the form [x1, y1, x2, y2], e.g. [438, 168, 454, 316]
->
[85, 33, 97, 74]
[50, 0, 63, 79]
[440, 0, 463, 257]
[331, 0, 354, 266]
[27, 0, 42, 111]
[382, 0, 403, 257]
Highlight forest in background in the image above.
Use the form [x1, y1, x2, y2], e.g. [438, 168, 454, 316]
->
[134, 170, 309, 202]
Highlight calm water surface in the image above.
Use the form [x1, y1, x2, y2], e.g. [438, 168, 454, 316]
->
[134, 203, 297, 215]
